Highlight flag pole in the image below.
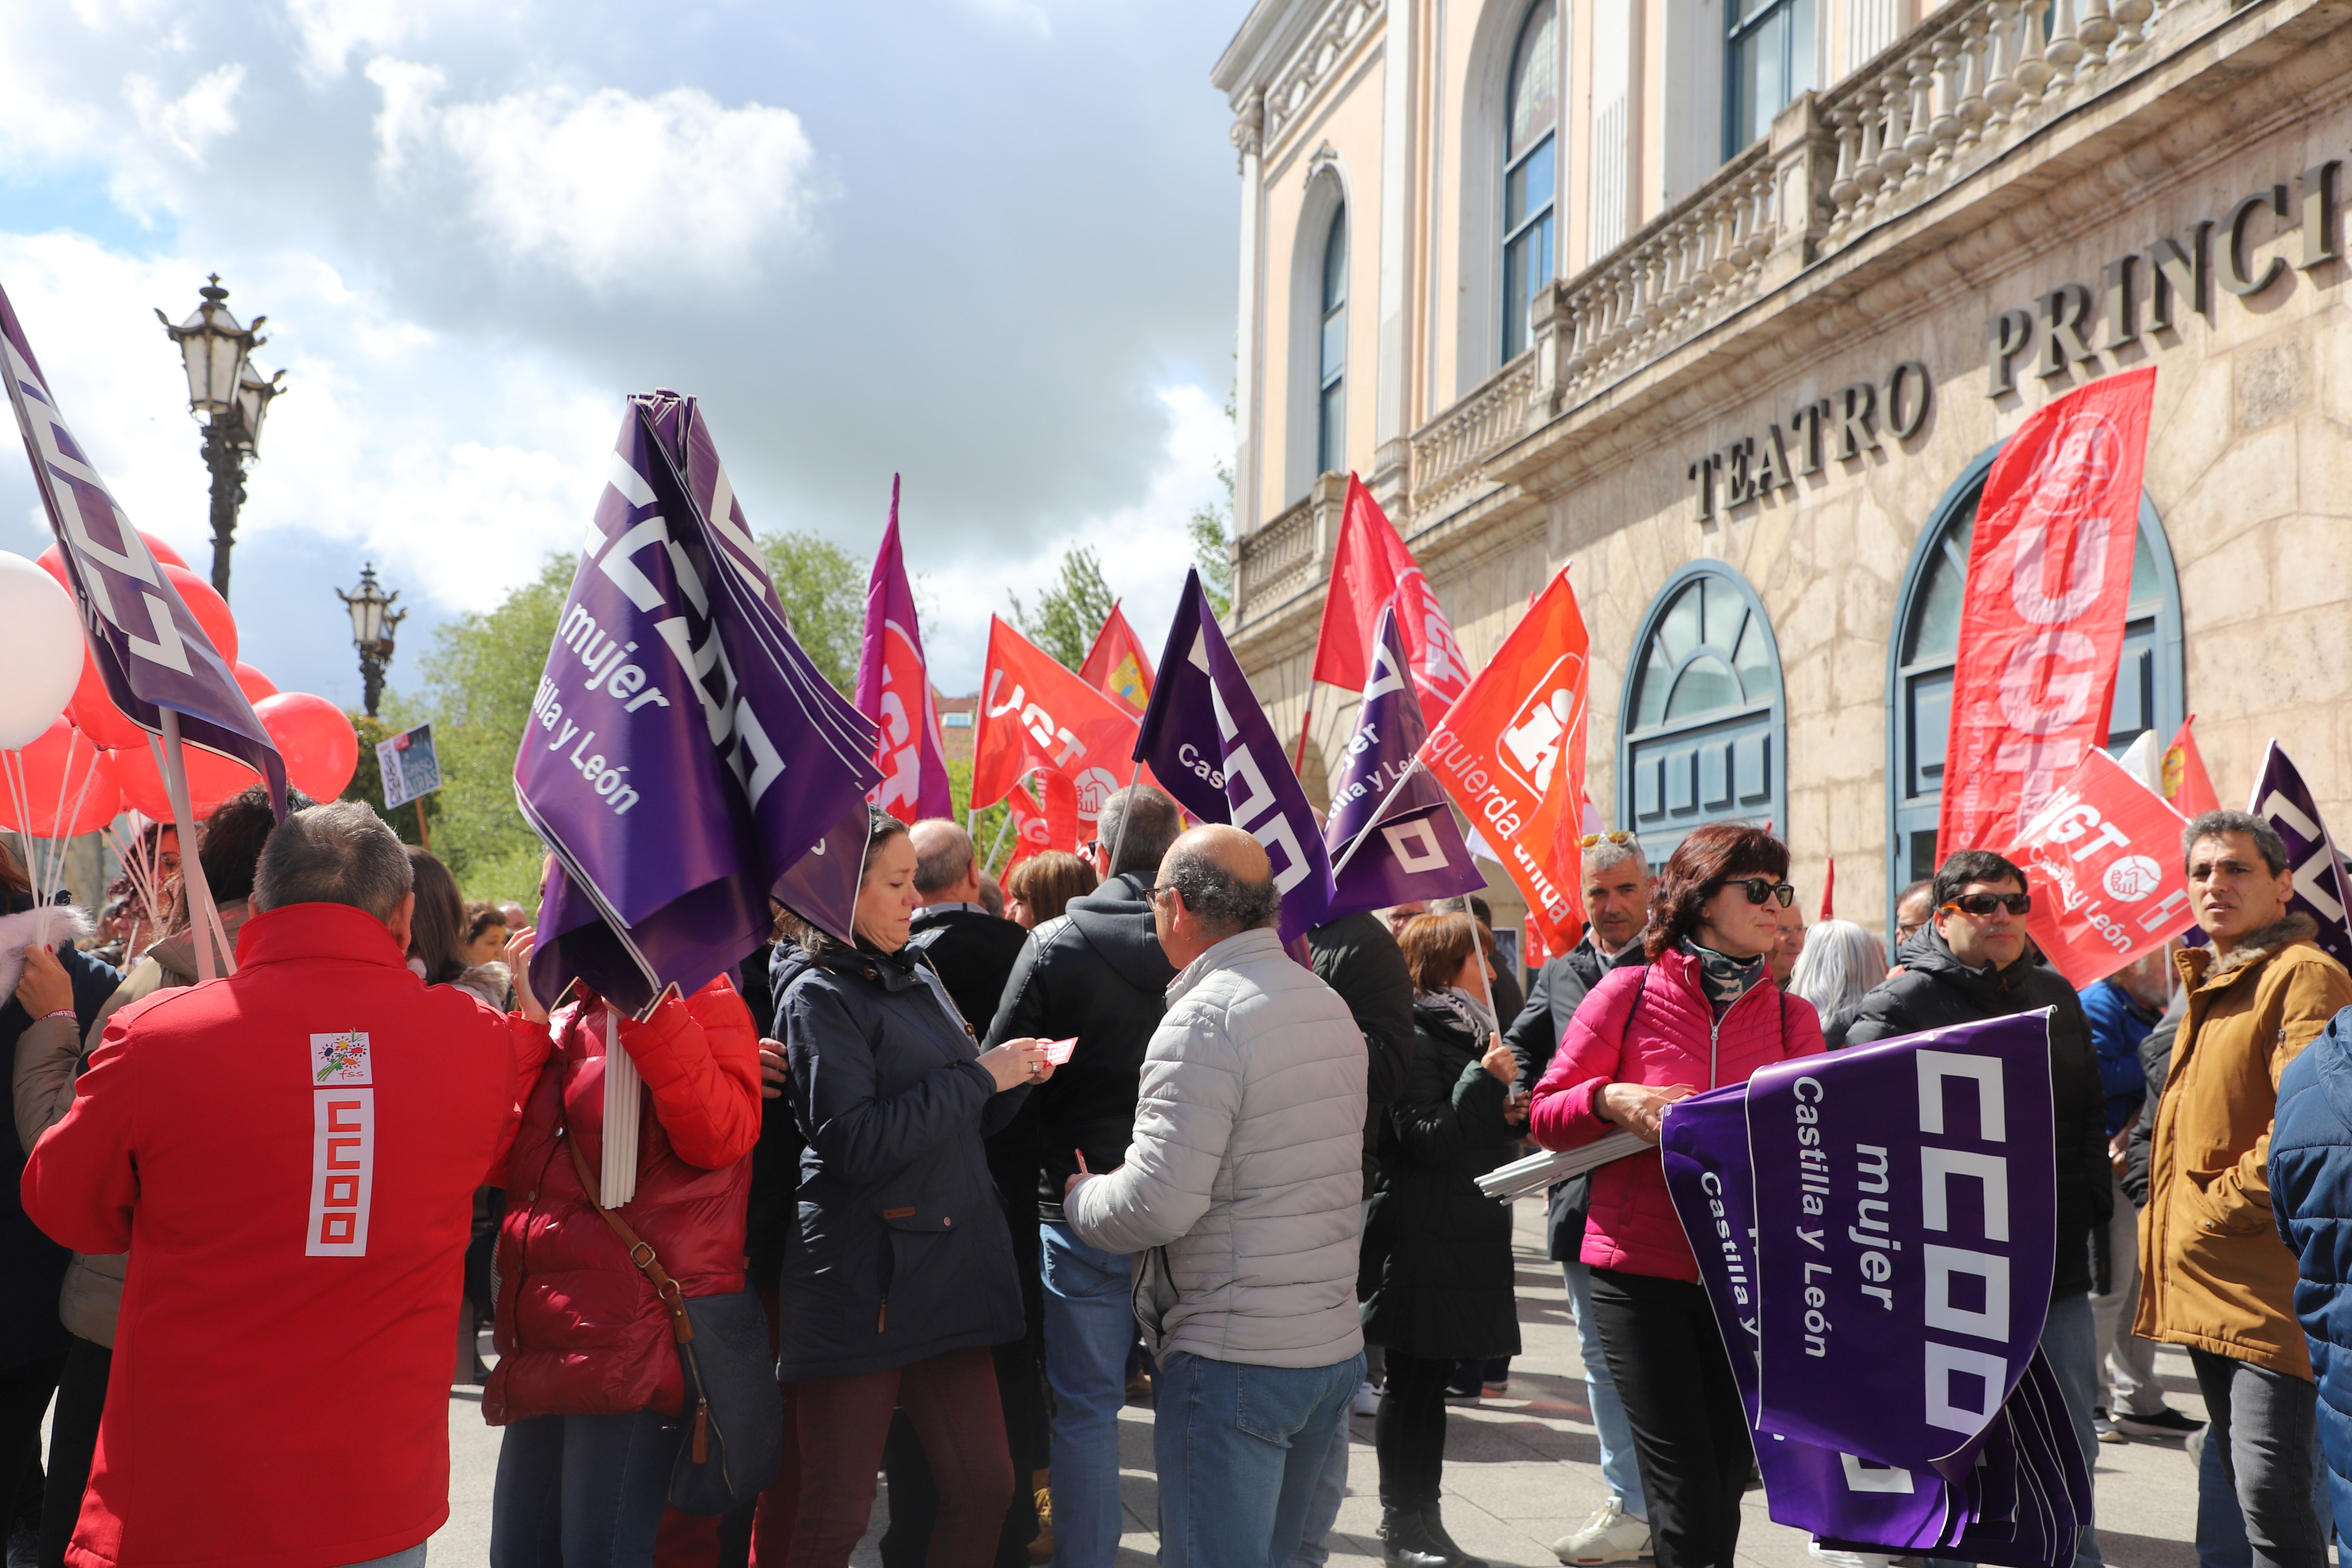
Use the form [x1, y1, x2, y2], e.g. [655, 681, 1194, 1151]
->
[1104, 756, 1144, 888]
[984, 813, 1015, 876]
[157, 713, 227, 983]
[1291, 698, 1314, 774]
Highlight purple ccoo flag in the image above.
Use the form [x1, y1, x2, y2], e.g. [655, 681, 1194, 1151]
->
[1321, 605, 1484, 923]
[1136, 570, 1335, 945]
[0, 284, 283, 806]
[2247, 741, 2352, 971]
[519, 393, 880, 1016]
[853, 477, 953, 823]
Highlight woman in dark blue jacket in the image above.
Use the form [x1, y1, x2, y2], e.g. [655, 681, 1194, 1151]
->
[775, 810, 1052, 1568]
[2267, 1004, 2352, 1544]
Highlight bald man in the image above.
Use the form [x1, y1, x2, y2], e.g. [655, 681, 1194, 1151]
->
[1063, 825, 1367, 1566]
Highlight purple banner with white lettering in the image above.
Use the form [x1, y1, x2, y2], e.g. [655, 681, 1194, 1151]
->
[2248, 741, 2352, 970]
[519, 394, 879, 1014]
[1748, 1012, 2056, 1473]
[1321, 606, 1484, 923]
[1136, 570, 1334, 944]
[1660, 1014, 2085, 1564]
[0, 285, 284, 802]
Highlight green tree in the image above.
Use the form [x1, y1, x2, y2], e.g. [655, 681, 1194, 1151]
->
[761, 530, 862, 694]
[1188, 458, 1235, 619]
[1009, 546, 1116, 670]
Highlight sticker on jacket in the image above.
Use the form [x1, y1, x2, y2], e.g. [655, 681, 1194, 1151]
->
[307, 1090, 375, 1256]
[311, 1030, 372, 1086]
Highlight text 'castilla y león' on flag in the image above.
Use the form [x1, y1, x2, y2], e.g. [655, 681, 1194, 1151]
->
[1320, 605, 1484, 924]
[1416, 566, 1592, 954]
[1660, 1013, 2090, 1565]
[1136, 570, 1335, 946]
[517, 391, 880, 1017]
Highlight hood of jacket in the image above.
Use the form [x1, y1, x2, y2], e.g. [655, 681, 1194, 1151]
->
[2183, 913, 2319, 989]
[1896, 922, 2053, 997]
[1063, 872, 1170, 975]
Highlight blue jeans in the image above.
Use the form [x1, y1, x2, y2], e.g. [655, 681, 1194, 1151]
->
[1041, 1221, 1137, 1568]
[2193, 1352, 2337, 1568]
[489, 1407, 680, 1566]
[1155, 1351, 1366, 1568]
[1564, 1259, 1648, 1516]
[1290, 1411, 1352, 1568]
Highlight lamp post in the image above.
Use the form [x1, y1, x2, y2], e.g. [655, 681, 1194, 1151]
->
[337, 563, 405, 718]
[157, 275, 285, 600]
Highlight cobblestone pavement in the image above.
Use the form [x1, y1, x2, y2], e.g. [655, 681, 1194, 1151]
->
[430, 1199, 2211, 1566]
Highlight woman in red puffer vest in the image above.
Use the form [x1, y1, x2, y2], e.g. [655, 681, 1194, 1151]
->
[1528, 824, 1824, 1568]
[485, 966, 762, 1562]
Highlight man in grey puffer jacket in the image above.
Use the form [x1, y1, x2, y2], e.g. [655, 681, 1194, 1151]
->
[1065, 824, 1367, 1567]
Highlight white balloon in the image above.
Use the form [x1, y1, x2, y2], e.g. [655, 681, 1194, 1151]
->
[0, 553, 85, 750]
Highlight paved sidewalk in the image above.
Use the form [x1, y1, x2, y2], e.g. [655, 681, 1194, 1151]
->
[429, 1198, 2212, 1566]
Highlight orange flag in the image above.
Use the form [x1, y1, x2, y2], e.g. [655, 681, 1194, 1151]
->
[1080, 601, 1156, 715]
[972, 616, 1141, 815]
[2161, 715, 2220, 820]
[1417, 568, 1592, 954]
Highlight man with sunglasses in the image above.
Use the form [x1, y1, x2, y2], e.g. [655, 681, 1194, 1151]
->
[1846, 849, 2111, 1568]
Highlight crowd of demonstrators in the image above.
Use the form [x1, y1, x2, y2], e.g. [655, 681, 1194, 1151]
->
[1427, 896, 1525, 1034]
[774, 809, 1055, 1568]
[463, 899, 512, 969]
[1529, 825, 1825, 1568]
[1767, 898, 1808, 989]
[1003, 851, 1095, 930]
[1359, 913, 1525, 1568]
[1507, 835, 1654, 1568]
[1893, 878, 1936, 948]
[1062, 824, 1369, 1565]
[2142, 812, 2352, 1568]
[1786, 920, 1885, 1049]
[22, 801, 551, 1568]
[985, 786, 1182, 1568]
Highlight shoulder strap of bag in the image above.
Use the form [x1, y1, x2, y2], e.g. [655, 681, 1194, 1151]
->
[565, 1133, 694, 1347]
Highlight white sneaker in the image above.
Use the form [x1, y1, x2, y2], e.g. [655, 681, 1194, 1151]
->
[1807, 1540, 1893, 1568]
[1553, 1499, 1651, 1564]
[1352, 1379, 1379, 1416]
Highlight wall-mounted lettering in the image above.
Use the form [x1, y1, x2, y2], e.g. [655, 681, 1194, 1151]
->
[1686, 361, 1934, 525]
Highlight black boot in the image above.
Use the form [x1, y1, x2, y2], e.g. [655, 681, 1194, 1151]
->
[1380, 1506, 1452, 1568]
[1417, 1504, 1489, 1568]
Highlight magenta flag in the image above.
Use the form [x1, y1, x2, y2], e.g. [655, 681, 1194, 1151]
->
[854, 476, 952, 822]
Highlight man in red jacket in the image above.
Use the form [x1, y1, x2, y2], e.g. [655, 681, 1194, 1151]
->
[21, 801, 551, 1568]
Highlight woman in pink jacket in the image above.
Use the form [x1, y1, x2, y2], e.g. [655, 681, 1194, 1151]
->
[1528, 824, 1825, 1568]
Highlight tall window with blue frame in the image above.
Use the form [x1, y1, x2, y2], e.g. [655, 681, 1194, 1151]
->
[1886, 452, 2185, 905]
[1501, 0, 1558, 361]
[1726, 0, 1815, 158]
[1318, 207, 1347, 476]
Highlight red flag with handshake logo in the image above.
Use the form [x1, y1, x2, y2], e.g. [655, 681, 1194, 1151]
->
[971, 616, 1140, 825]
[1417, 567, 1591, 954]
[1939, 366, 2157, 857]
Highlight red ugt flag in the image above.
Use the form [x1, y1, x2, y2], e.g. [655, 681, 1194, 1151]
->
[1417, 568, 1592, 954]
[2003, 746, 2193, 988]
[1939, 367, 2156, 858]
[1310, 476, 1473, 728]
[972, 616, 1140, 816]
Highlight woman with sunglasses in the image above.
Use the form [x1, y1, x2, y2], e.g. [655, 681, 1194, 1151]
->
[1526, 823, 1825, 1568]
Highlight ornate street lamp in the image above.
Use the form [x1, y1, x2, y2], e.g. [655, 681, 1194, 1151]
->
[156, 275, 286, 599]
[337, 563, 406, 718]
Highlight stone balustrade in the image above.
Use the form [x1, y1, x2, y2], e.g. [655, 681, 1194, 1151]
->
[1233, 472, 1346, 625]
[1404, 351, 1542, 528]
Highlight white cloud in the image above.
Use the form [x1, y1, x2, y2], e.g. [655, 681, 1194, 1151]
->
[368, 66, 820, 294]
[286, 0, 423, 83]
[962, 0, 1054, 38]
[122, 63, 245, 162]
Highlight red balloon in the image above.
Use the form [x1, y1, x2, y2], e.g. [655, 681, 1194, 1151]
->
[103, 740, 260, 823]
[0, 720, 119, 836]
[159, 565, 237, 665]
[37, 533, 191, 585]
[256, 692, 359, 801]
[68, 653, 148, 751]
[234, 663, 278, 705]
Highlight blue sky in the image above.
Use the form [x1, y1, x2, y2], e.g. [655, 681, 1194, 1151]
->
[0, 0, 1250, 707]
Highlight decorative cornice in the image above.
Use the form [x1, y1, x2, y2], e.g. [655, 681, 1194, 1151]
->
[1231, 88, 1267, 168]
[1262, 0, 1386, 153]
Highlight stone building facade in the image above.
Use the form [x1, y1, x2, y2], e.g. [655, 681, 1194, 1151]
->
[1214, 0, 2352, 941]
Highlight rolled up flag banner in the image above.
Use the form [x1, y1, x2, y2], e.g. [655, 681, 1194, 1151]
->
[1136, 569, 1335, 945]
[1321, 605, 1484, 923]
[518, 392, 881, 1020]
[1656, 1011, 2088, 1565]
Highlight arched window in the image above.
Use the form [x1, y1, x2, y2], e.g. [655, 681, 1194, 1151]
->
[1502, 0, 1559, 360]
[1620, 562, 1787, 867]
[1726, 0, 1815, 158]
[1886, 448, 2185, 901]
[1317, 207, 1347, 476]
